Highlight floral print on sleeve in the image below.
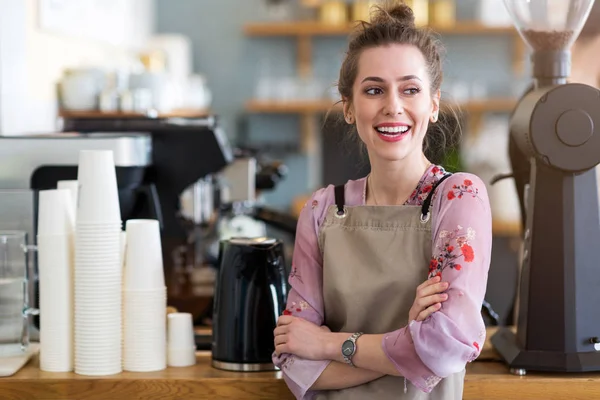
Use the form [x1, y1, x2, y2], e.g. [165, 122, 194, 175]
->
[428, 225, 477, 279]
[408, 165, 448, 204]
[447, 178, 479, 200]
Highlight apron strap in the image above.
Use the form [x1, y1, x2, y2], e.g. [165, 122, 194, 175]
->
[420, 173, 453, 223]
[334, 184, 346, 216]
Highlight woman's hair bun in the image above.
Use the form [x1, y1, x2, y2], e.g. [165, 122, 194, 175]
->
[370, 1, 416, 29]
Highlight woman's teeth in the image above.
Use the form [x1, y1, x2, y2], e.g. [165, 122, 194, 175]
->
[375, 126, 410, 135]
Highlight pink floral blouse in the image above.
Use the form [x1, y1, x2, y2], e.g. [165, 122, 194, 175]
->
[273, 165, 493, 399]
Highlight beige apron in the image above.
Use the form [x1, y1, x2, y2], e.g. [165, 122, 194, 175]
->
[315, 178, 465, 399]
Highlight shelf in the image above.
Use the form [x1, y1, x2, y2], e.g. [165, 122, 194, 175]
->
[244, 21, 516, 37]
[245, 98, 516, 114]
[246, 99, 340, 113]
[461, 98, 516, 113]
[492, 220, 522, 237]
[58, 109, 212, 120]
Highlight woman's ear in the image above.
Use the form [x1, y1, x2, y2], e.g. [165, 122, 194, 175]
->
[343, 98, 354, 124]
[431, 89, 441, 122]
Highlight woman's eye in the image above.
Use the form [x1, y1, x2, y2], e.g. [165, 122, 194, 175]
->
[365, 88, 383, 95]
[404, 87, 421, 95]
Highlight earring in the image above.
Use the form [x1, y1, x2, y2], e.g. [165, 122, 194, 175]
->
[430, 114, 437, 123]
[346, 115, 353, 124]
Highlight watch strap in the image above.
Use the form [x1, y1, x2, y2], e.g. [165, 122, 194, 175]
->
[342, 332, 363, 367]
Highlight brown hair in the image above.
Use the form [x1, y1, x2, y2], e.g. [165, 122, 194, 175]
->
[332, 0, 462, 165]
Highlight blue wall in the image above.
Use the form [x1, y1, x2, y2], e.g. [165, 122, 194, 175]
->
[155, 0, 528, 210]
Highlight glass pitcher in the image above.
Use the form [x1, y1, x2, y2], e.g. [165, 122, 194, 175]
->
[0, 231, 39, 357]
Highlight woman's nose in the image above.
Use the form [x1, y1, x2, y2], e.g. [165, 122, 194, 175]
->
[383, 93, 404, 116]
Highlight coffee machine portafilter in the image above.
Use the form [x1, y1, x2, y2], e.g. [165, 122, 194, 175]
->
[492, 0, 600, 374]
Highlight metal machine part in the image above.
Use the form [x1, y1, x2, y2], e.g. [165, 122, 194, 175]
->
[0, 133, 151, 189]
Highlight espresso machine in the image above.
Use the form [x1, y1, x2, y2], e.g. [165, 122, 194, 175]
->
[491, 0, 600, 374]
[58, 115, 295, 331]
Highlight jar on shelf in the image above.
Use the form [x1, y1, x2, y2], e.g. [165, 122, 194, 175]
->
[404, 0, 429, 27]
[429, 0, 456, 27]
[351, 1, 379, 22]
[319, 0, 348, 25]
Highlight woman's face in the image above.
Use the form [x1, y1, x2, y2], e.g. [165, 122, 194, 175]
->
[345, 44, 440, 164]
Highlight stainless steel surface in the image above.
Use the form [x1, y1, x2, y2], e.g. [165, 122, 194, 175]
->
[509, 368, 527, 376]
[0, 133, 152, 189]
[180, 176, 214, 225]
[211, 359, 279, 372]
[220, 158, 256, 203]
[229, 237, 276, 245]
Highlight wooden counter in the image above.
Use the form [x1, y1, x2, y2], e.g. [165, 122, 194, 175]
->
[3, 330, 600, 400]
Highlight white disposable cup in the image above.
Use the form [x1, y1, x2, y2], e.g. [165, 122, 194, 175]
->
[120, 231, 126, 270]
[37, 234, 74, 325]
[38, 189, 75, 236]
[40, 324, 73, 372]
[167, 312, 195, 349]
[123, 297, 166, 372]
[124, 219, 164, 290]
[167, 347, 196, 367]
[57, 180, 79, 220]
[166, 312, 196, 367]
[75, 224, 121, 231]
[74, 366, 122, 376]
[76, 150, 121, 223]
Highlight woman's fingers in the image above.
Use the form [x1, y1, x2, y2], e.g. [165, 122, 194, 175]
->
[416, 293, 448, 308]
[275, 344, 289, 356]
[417, 281, 449, 298]
[273, 325, 288, 336]
[274, 334, 287, 346]
[277, 315, 294, 326]
[417, 303, 442, 321]
[416, 275, 441, 291]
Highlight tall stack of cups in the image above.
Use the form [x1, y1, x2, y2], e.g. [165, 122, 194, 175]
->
[74, 150, 123, 376]
[37, 189, 75, 372]
[57, 180, 78, 223]
[122, 219, 167, 371]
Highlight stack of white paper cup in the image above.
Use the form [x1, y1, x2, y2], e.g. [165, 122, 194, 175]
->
[74, 150, 123, 376]
[57, 180, 78, 223]
[122, 219, 167, 372]
[167, 313, 196, 367]
[37, 189, 75, 372]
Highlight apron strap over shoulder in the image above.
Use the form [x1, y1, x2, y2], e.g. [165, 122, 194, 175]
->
[334, 184, 346, 217]
[420, 173, 453, 223]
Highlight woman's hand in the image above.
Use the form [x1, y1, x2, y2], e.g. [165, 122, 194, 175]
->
[274, 315, 330, 360]
[408, 275, 449, 322]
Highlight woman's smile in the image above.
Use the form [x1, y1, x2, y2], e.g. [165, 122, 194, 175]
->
[374, 122, 412, 142]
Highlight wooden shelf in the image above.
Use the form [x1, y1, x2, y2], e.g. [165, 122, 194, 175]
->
[59, 109, 212, 120]
[245, 98, 515, 114]
[244, 21, 516, 37]
[246, 99, 340, 113]
[492, 220, 522, 237]
[461, 98, 516, 113]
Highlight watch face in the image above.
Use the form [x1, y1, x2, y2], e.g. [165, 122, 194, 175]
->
[342, 340, 354, 356]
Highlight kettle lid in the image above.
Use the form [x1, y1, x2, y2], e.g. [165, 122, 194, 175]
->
[229, 236, 277, 246]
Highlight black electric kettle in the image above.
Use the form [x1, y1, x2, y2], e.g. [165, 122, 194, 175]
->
[211, 237, 288, 371]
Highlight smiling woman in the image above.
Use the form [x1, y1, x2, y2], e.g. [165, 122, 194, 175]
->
[272, 1, 492, 399]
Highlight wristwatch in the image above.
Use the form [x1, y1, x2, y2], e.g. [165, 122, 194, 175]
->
[341, 332, 363, 367]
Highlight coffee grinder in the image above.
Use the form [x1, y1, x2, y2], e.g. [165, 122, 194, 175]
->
[491, 0, 600, 374]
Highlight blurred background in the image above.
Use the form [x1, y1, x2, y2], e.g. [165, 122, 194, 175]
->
[2, 0, 586, 328]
